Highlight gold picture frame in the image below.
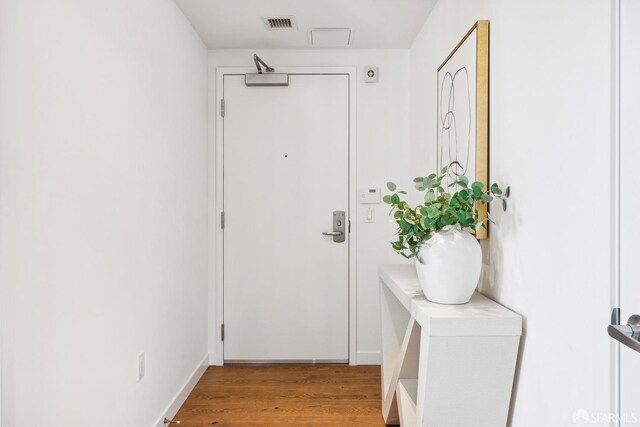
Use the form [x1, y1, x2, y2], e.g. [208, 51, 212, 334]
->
[437, 20, 489, 239]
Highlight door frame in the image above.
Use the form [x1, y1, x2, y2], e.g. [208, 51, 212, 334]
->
[210, 67, 358, 366]
[611, 0, 621, 422]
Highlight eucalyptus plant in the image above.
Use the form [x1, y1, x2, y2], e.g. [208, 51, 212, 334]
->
[383, 165, 510, 259]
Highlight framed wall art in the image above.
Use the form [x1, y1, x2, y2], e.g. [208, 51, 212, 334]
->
[437, 20, 489, 238]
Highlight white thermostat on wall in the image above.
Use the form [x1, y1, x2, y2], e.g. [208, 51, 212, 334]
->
[364, 66, 379, 83]
[359, 188, 381, 204]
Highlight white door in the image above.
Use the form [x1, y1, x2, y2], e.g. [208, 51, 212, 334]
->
[619, 0, 640, 423]
[222, 73, 350, 363]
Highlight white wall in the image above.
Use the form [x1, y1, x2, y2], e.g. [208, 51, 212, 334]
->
[208, 50, 411, 364]
[0, 1, 209, 426]
[409, 1, 613, 425]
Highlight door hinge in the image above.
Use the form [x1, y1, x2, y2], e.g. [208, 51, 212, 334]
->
[348, 220, 351, 233]
[221, 324, 225, 341]
[220, 99, 225, 117]
[221, 211, 225, 229]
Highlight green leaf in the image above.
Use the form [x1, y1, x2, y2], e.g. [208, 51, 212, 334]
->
[413, 177, 424, 183]
[502, 199, 508, 211]
[505, 186, 511, 197]
[391, 194, 400, 204]
[382, 195, 392, 204]
[441, 165, 448, 174]
[481, 194, 493, 203]
[427, 173, 437, 179]
[421, 216, 435, 229]
[490, 183, 502, 195]
[426, 205, 440, 218]
[458, 176, 469, 187]
[471, 181, 484, 192]
[424, 190, 436, 203]
[386, 182, 397, 191]
[397, 190, 407, 195]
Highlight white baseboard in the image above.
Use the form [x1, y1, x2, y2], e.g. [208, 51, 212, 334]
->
[356, 351, 381, 365]
[207, 352, 379, 366]
[152, 353, 209, 427]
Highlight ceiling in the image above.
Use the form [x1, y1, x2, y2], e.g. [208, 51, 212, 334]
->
[173, 0, 437, 49]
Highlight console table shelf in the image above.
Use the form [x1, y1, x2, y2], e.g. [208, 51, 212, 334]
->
[379, 264, 522, 427]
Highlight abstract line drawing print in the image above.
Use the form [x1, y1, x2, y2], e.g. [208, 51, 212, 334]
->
[436, 21, 488, 238]
[439, 66, 471, 182]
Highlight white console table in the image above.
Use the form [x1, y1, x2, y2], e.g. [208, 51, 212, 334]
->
[379, 264, 522, 427]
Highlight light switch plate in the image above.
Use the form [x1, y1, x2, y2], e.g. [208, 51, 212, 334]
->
[365, 207, 375, 223]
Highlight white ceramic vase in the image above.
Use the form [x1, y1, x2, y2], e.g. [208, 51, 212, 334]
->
[415, 228, 482, 304]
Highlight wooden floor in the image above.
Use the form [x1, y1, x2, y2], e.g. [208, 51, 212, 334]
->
[173, 365, 387, 426]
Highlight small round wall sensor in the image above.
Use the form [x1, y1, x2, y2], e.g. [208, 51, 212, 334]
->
[364, 66, 379, 83]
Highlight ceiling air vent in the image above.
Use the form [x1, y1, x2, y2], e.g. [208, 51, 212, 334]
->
[262, 16, 298, 31]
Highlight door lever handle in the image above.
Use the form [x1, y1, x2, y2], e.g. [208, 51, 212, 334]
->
[324, 211, 346, 243]
[609, 314, 640, 353]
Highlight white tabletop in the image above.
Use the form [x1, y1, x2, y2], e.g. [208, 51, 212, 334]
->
[379, 264, 522, 337]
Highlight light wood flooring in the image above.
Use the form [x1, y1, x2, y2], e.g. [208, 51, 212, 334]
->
[173, 365, 386, 426]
